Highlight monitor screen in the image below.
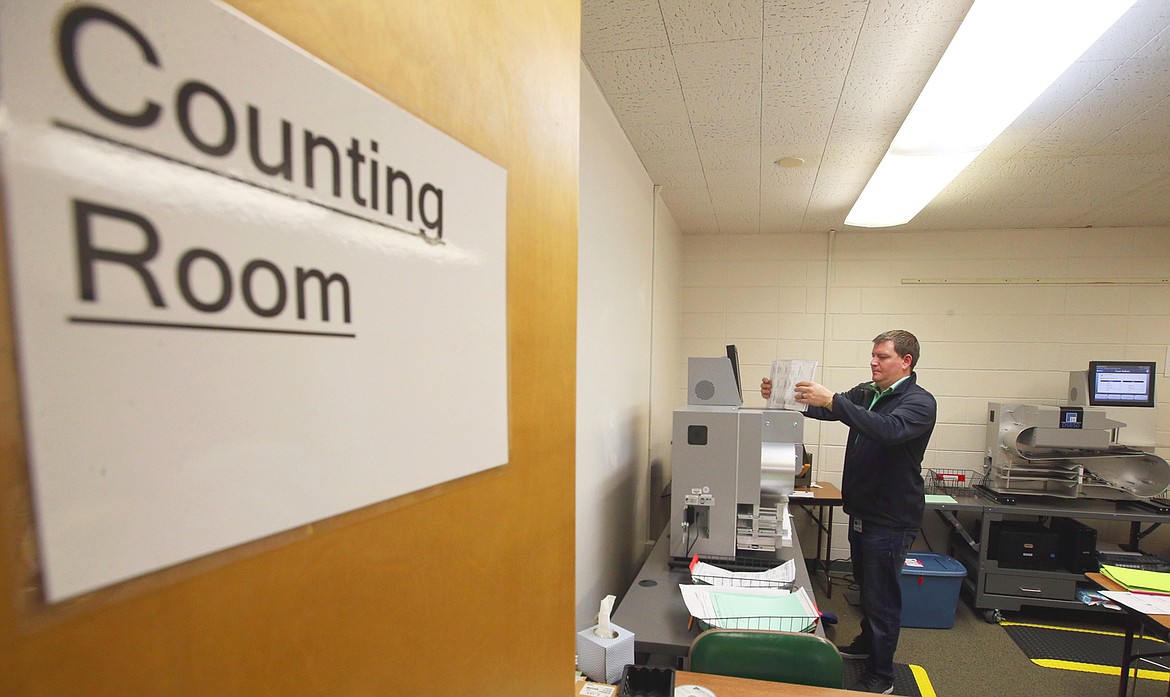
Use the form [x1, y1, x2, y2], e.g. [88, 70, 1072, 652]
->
[1087, 361, 1156, 408]
[725, 345, 742, 402]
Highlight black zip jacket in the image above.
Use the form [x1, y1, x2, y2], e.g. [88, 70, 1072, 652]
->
[804, 372, 936, 528]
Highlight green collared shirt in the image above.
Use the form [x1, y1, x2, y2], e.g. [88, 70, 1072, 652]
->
[867, 375, 910, 410]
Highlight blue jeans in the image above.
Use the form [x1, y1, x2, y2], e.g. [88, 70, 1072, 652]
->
[848, 516, 917, 681]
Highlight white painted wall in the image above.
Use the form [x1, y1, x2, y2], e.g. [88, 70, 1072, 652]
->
[576, 61, 683, 628]
[681, 228, 1170, 562]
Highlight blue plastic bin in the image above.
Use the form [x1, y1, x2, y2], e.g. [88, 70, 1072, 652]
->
[899, 552, 966, 629]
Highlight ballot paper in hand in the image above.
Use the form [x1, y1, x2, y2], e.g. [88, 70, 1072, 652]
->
[767, 359, 819, 411]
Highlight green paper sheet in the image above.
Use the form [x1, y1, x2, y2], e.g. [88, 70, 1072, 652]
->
[1102, 564, 1170, 594]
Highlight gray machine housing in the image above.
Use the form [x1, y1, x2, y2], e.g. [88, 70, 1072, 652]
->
[984, 402, 1170, 500]
[669, 354, 804, 560]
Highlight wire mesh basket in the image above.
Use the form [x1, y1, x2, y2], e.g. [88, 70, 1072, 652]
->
[688, 556, 796, 592]
[691, 614, 818, 633]
[925, 468, 984, 494]
[689, 572, 796, 592]
[682, 568, 817, 634]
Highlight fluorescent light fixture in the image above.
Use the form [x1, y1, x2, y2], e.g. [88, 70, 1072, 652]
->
[845, 0, 1137, 228]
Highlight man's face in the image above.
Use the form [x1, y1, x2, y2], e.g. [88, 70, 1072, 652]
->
[870, 340, 912, 390]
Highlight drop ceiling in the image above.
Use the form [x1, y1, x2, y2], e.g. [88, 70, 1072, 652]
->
[581, 0, 1170, 235]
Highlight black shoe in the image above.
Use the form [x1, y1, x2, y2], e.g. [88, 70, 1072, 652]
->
[834, 638, 870, 659]
[850, 671, 894, 694]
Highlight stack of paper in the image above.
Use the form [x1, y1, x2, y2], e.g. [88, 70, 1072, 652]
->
[781, 504, 793, 547]
[766, 359, 818, 411]
[689, 558, 796, 589]
[1101, 565, 1170, 595]
[1100, 590, 1170, 615]
[679, 584, 819, 633]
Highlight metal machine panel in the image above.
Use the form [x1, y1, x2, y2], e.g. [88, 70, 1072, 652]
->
[985, 402, 1170, 500]
[687, 357, 742, 407]
[669, 406, 804, 560]
[670, 407, 740, 558]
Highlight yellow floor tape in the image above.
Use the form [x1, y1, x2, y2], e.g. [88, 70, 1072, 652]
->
[998, 620, 1126, 637]
[1032, 658, 1169, 683]
[909, 664, 937, 697]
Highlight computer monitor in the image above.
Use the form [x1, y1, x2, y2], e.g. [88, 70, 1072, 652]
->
[1087, 361, 1156, 408]
[725, 344, 742, 402]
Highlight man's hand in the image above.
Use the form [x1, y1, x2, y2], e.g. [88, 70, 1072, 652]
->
[794, 380, 834, 409]
[760, 377, 773, 399]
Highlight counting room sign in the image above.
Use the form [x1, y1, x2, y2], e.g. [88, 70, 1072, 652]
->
[0, 1, 508, 601]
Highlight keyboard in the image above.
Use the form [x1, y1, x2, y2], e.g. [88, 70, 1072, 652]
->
[1098, 552, 1170, 572]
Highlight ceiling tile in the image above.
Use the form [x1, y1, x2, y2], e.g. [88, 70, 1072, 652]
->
[582, 0, 670, 53]
[685, 83, 762, 125]
[1081, 0, 1170, 62]
[762, 76, 842, 110]
[762, 162, 820, 189]
[674, 38, 764, 87]
[624, 120, 697, 153]
[763, 0, 867, 37]
[660, 0, 764, 45]
[707, 167, 765, 191]
[642, 148, 706, 178]
[864, 0, 971, 27]
[583, 46, 680, 95]
[607, 89, 691, 127]
[1088, 97, 1170, 155]
[762, 29, 856, 83]
[834, 70, 928, 136]
[700, 148, 763, 171]
[849, 21, 959, 75]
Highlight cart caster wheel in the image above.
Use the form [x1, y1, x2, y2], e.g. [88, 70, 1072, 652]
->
[982, 609, 1003, 624]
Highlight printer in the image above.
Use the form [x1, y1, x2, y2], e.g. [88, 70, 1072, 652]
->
[668, 348, 805, 563]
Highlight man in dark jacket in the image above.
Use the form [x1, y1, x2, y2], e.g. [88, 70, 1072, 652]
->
[761, 330, 936, 694]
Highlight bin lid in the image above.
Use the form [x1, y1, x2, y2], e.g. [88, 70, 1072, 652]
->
[901, 552, 966, 577]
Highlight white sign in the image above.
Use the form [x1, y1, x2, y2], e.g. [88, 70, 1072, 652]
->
[0, 1, 508, 601]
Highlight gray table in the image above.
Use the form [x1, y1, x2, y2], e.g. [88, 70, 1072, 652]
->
[611, 525, 817, 666]
[929, 489, 1170, 622]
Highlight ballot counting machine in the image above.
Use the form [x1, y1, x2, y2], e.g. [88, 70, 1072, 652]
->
[984, 402, 1170, 502]
[669, 349, 805, 563]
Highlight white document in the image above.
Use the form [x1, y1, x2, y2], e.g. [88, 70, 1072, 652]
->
[1101, 590, 1170, 615]
[767, 359, 819, 411]
[690, 559, 796, 587]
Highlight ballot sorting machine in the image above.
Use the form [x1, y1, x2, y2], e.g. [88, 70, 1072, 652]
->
[984, 402, 1170, 502]
[669, 348, 805, 564]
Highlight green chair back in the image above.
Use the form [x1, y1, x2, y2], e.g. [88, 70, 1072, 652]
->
[688, 628, 844, 688]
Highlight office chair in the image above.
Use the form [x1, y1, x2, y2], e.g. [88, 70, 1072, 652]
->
[688, 628, 844, 688]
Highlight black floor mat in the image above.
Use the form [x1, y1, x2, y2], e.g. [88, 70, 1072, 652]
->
[842, 658, 932, 696]
[1002, 620, 1170, 681]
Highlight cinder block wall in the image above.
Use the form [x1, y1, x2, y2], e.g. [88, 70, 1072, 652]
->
[679, 227, 1170, 562]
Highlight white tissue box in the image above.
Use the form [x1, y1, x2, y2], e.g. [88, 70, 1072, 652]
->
[576, 623, 634, 684]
